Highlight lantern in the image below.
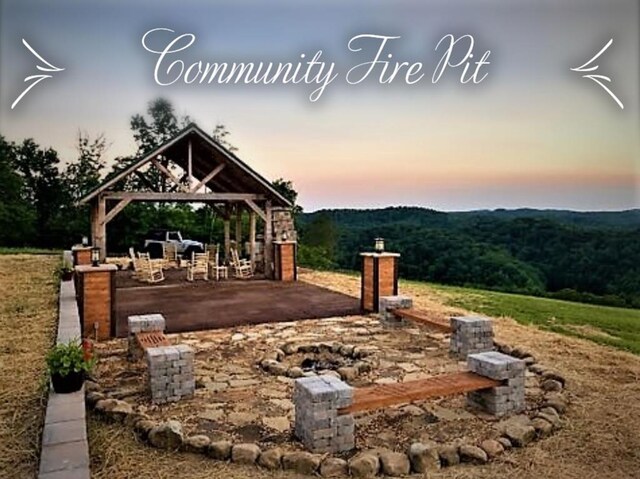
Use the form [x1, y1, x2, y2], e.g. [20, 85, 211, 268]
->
[374, 237, 385, 253]
[81, 235, 89, 247]
[91, 247, 100, 267]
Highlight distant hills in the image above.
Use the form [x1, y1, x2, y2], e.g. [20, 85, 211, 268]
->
[297, 207, 640, 308]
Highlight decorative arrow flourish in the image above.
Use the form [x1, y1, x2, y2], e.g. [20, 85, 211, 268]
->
[570, 38, 624, 110]
[11, 39, 65, 110]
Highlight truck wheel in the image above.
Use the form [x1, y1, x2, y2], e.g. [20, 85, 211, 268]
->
[146, 243, 164, 259]
[182, 245, 204, 260]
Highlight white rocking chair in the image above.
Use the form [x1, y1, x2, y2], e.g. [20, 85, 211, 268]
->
[209, 246, 228, 281]
[137, 252, 165, 284]
[187, 251, 209, 281]
[230, 248, 253, 279]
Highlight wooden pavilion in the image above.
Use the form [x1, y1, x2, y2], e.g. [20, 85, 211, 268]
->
[77, 123, 294, 278]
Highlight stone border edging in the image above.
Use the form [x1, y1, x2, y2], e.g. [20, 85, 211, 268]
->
[86, 339, 569, 477]
[258, 341, 376, 381]
[38, 251, 91, 479]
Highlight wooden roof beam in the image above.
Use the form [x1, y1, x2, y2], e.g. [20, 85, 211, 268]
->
[102, 192, 265, 202]
[151, 158, 190, 193]
[191, 163, 226, 193]
[244, 199, 267, 222]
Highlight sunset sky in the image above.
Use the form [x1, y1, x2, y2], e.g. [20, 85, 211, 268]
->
[0, 0, 638, 211]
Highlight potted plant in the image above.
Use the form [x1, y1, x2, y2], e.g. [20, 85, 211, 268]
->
[58, 260, 74, 281]
[46, 339, 96, 394]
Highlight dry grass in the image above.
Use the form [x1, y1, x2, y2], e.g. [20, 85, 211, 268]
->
[0, 254, 59, 479]
[88, 269, 639, 478]
[89, 417, 310, 479]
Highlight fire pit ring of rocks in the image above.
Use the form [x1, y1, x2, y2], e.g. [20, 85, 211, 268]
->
[257, 341, 377, 382]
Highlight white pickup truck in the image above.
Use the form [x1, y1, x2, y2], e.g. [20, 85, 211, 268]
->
[144, 230, 204, 259]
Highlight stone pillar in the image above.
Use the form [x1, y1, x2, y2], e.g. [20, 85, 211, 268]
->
[274, 241, 297, 281]
[127, 314, 166, 360]
[360, 252, 400, 313]
[293, 376, 354, 453]
[378, 295, 413, 326]
[449, 316, 494, 358]
[146, 344, 195, 404]
[466, 351, 525, 416]
[71, 246, 92, 267]
[74, 264, 117, 341]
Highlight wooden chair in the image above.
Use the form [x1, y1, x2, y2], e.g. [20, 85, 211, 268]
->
[209, 246, 228, 281]
[137, 252, 165, 284]
[187, 251, 209, 281]
[230, 248, 253, 279]
[163, 243, 179, 268]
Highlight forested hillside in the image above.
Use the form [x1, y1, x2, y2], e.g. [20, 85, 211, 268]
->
[297, 207, 640, 308]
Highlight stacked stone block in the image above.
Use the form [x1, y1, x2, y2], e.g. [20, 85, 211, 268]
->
[127, 314, 165, 360]
[449, 315, 494, 358]
[146, 345, 195, 404]
[272, 207, 297, 242]
[293, 375, 354, 453]
[466, 351, 525, 416]
[378, 295, 413, 326]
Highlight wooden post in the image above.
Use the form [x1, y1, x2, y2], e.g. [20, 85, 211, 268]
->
[223, 204, 231, 264]
[96, 195, 107, 260]
[235, 204, 242, 256]
[249, 210, 256, 270]
[90, 200, 99, 248]
[264, 201, 273, 279]
[187, 139, 193, 188]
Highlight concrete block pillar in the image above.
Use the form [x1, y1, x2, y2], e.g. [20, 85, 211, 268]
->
[127, 314, 166, 360]
[74, 264, 117, 341]
[274, 241, 297, 281]
[293, 376, 354, 453]
[360, 252, 400, 313]
[378, 295, 413, 326]
[449, 315, 494, 358]
[146, 344, 195, 404]
[466, 351, 525, 416]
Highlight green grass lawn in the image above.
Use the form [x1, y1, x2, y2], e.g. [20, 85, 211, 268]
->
[421, 282, 640, 355]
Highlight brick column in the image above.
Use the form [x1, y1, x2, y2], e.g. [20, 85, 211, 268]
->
[274, 241, 297, 281]
[71, 246, 92, 267]
[466, 351, 525, 416]
[75, 264, 117, 341]
[360, 252, 400, 313]
[449, 316, 494, 358]
[293, 376, 354, 453]
[146, 345, 195, 404]
[378, 295, 413, 326]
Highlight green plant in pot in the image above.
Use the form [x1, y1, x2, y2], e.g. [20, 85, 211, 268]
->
[58, 260, 74, 281]
[46, 339, 96, 394]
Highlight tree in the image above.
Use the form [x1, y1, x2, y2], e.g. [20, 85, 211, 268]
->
[272, 178, 303, 215]
[130, 98, 185, 156]
[64, 131, 108, 202]
[302, 213, 337, 259]
[0, 136, 36, 245]
[116, 98, 190, 192]
[212, 124, 238, 152]
[10, 138, 66, 246]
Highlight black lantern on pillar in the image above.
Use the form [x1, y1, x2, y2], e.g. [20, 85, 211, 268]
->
[91, 247, 100, 267]
[374, 237, 385, 253]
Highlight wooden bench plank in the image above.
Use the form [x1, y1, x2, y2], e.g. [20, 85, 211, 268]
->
[338, 372, 500, 415]
[392, 308, 452, 332]
[136, 331, 170, 350]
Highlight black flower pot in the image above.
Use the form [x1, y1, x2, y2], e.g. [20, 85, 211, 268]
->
[51, 371, 84, 394]
[61, 271, 73, 281]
